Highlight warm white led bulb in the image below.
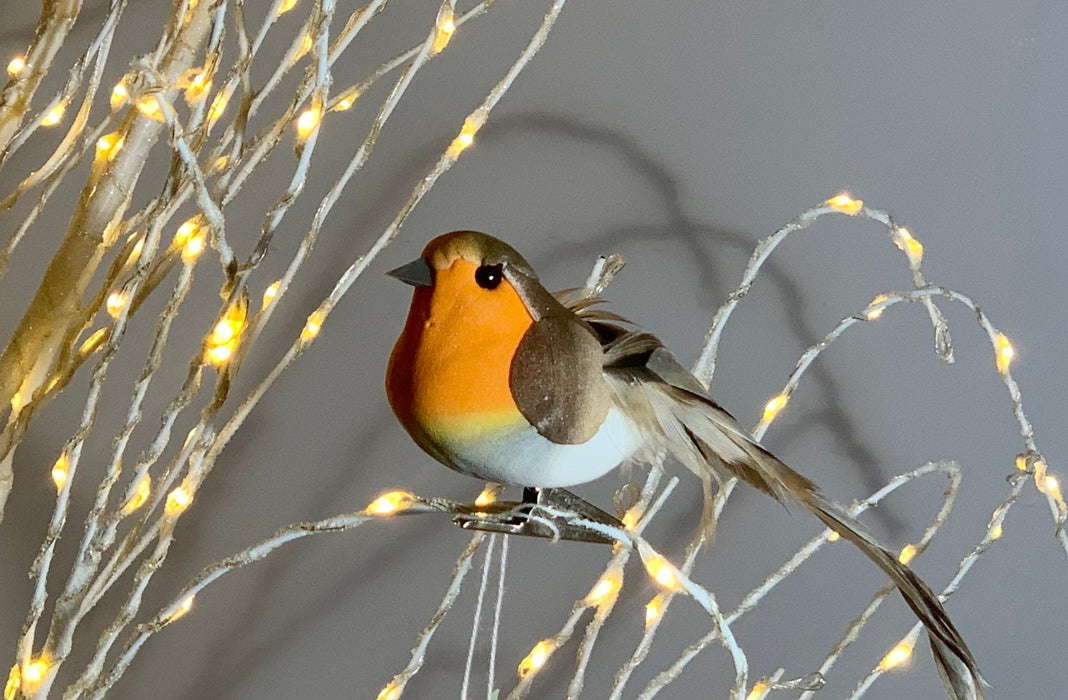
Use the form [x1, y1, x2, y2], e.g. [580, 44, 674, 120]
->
[517, 639, 555, 678]
[7, 56, 26, 76]
[762, 393, 789, 423]
[826, 193, 863, 215]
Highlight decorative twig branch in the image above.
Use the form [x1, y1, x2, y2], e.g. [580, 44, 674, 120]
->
[0, 0, 215, 522]
[0, 0, 1058, 695]
[1, 1, 574, 698]
[0, 0, 85, 162]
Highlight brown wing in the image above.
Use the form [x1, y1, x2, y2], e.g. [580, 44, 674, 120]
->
[508, 311, 612, 445]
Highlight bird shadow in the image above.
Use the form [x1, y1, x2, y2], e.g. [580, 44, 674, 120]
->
[317, 108, 903, 528]
[167, 108, 908, 696]
[480, 111, 905, 536]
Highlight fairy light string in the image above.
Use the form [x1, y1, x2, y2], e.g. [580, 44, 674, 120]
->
[5, 1, 567, 696]
[0, 0, 1058, 691]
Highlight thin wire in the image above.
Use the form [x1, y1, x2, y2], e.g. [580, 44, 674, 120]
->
[488, 534, 509, 698]
[462, 533, 496, 699]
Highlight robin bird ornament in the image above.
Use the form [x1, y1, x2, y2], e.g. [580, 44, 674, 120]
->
[385, 230, 983, 699]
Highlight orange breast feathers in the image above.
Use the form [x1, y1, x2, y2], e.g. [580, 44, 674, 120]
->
[386, 259, 536, 441]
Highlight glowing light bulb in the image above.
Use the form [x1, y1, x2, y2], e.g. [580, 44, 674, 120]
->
[42, 102, 66, 126]
[4, 663, 19, 700]
[52, 453, 69, 490]
[205, 298, 247, 366]
[898, 544, 917, 565]
[124, 475, 151, 513]
[474, 486, 496, 508]
[990, 504, 1008, 538]
[746, 680, 770, 700]
[277, 0, 298, 15]
[106, 291, 127, 319]
[333, 88, 359, 111]
[208, 325, 236, 354]
[128, 237, 144, 265]
[166, 595, 195, 623]
[96, 132, 122, 160]
[905, 237, 924, 262]
[365, 490, 415, 516]
[454, 128, 474, 151]
[206, 342, 232, 364]
[585, 569, 622, 607]
[826, 192, 863, 215]
[517, 639, 554, 679]
[110, 81, 129, 110]
[165, 485, 193, 515]
[174, 218, 197, 245]
[432, 9, 456, 54]
[300, 309, 325, 343]
[994, 332, 1014, 374]
[296, 104, 322, 140]
[7, 56, 26, 76]
[471, 486, 498, 519]
[219, 307, 247, 341]
[893, 226, 924, 265]
[21, 658, 49, 688]
[644, 593, 666, 628]
[827, 530, 840, 542]
[182, 70, 211, 103]
[375, 682, 400, 700]
[865, 293, 889, 320]
[762, 393, 789, 423]
[1043, 474, 1062, 500]
[208, 92, 228, 121]
[644, 555, 680, 590]
[136, 96, 165, 122]
[180, 229, 206, 262]
[446, 114, 484, 159]
[262, 281, 281, 308]
[879, 640, 913, 670]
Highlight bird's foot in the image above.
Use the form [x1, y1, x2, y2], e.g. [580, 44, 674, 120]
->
[454, 487, 624, 545]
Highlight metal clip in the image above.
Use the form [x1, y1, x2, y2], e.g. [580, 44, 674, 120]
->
[453, 487, 623, 545]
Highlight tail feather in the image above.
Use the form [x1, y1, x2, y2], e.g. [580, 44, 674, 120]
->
[608, 374, 984, 699]
[805, 491, 984, 700]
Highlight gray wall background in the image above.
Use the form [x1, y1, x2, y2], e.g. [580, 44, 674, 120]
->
[1, 2, 1065, 698]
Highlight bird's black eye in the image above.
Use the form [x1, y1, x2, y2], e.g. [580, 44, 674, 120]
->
[475, 263, 503, 290]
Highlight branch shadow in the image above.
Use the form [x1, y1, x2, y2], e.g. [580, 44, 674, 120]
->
[159, 109, 908, 696]
[168, 410, 450, 700]
[480, 111, 905, 536]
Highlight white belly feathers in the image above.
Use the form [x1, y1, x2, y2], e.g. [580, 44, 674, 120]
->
[444, 407, 638, 487]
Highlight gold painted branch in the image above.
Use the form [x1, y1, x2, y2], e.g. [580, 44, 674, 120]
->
[0, 2, 214, 523]
[0, 0, 82, 164]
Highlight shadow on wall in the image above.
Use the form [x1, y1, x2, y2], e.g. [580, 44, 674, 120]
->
[173, 109, 907, 698]
[319, 108, 901, 525]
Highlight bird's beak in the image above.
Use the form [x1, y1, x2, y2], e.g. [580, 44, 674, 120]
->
[386, 257, 433, 287]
